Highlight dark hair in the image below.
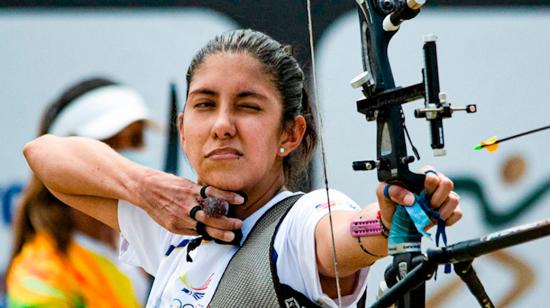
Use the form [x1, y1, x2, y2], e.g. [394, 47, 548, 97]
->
[10, 177, 74, 257]
[10, 77, 117, 263]
[185, 29, 318, 189]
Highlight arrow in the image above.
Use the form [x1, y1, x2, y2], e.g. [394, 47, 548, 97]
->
[474, 125, 550, 152]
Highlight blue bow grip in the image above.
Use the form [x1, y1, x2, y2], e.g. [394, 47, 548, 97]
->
[388, 205, 422, 255]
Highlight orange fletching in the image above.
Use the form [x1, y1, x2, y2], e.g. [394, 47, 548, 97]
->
[481, 136, 499, 152]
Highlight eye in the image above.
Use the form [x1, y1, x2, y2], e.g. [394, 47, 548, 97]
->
[193, 100, 215, 109]
[238, 102, 262, 111]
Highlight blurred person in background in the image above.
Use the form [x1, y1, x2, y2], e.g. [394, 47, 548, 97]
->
[6, 78, 153, 307]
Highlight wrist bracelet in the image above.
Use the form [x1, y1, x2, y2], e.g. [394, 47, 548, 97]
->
[377, 210, 390, 238]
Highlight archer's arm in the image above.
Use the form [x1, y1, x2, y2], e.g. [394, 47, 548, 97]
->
[315, 203, 387, 297]
[23, 134, 244, 238]
[23, 135, 145, 230]
[315, 171, 461, 296]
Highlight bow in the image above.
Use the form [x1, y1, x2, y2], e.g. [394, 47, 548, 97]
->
[306, 0, 476, 307]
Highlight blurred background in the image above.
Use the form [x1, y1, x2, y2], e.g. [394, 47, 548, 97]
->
[1, 1, 549, 307]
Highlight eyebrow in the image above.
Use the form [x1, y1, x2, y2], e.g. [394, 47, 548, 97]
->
[189, 88, 268, 100]
[236, 91, 268, 100]
[188, 88, 217, 97]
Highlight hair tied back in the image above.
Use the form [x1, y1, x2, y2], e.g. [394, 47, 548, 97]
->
[282, 44, 294, 56]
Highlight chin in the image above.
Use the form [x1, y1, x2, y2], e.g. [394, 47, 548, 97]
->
[201, 173, 249, 192]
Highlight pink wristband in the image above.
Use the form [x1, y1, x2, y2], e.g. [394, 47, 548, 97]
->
[350, 215, 389, 238]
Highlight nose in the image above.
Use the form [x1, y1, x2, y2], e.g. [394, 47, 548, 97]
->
[211, 107, 236, 139]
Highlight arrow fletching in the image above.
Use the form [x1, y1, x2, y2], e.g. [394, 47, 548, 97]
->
[474, 136, 499, 152]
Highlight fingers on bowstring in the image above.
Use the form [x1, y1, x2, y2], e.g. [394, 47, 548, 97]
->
[193, 210, 243, 231]
[196, 185, 246, 205]
[201, 225, 237, 242]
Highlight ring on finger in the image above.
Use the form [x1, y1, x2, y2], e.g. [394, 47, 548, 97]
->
[189, 205, 202, 220]
[200, 185, 209, 199]
[196, 222, 212, 240]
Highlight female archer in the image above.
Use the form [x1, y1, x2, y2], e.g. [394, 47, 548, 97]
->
[23, 29, 461, 307]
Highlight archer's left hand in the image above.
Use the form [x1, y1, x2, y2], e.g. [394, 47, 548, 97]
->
[375, 166, 462, 229]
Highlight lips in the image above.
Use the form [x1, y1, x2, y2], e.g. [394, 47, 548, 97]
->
[205, 147, 243, 159]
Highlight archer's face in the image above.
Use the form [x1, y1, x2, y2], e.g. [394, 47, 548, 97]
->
[180, 52, 287, 192]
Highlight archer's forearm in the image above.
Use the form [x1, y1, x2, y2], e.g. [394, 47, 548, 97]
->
[23, 134, 147, 204]
[315, 203, 388, 278]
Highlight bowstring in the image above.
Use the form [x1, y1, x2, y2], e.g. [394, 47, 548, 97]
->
[306, 1, 342, 306]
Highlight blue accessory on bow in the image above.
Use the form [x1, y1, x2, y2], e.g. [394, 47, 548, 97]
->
[385, 185, 451, 273]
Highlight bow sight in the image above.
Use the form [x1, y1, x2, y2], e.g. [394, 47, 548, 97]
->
[351, 12, 476, 180]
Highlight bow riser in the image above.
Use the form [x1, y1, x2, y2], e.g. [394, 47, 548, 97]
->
[350, 1, 477, 307]
[356, 0, 426, 194]
[353, 1, 431, 307]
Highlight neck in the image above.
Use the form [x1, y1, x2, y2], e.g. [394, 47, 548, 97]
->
[233, 174, 286, 220]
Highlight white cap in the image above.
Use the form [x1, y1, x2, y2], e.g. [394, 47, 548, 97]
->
[49, 85, 154, 140]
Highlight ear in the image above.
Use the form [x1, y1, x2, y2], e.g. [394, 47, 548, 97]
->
[177, 112, 185, 152]
[278, 115, 307, 157]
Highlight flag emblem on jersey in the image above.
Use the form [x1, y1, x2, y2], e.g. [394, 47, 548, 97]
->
[315, 199, 360, 210]
[179, 272, 214, 301]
